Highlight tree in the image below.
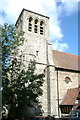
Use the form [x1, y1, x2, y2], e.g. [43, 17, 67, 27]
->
[0, 24, 45, 119]
[0, 23, 25, 119]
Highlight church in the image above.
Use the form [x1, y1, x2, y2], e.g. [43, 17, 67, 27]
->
[15, 8, 80, 117]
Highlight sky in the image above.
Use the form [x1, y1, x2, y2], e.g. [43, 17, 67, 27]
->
[0, 0, 79, 55]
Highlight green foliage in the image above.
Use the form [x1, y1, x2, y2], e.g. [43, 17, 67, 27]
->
[0, 23, 24, 68]
[1, 23, 45, 119]
[0, 23, 25, 105]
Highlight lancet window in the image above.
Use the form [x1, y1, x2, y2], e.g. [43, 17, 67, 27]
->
[40, 21, 44, 35]
[34, 19, 38, 33]
[28, 17, 33, 32]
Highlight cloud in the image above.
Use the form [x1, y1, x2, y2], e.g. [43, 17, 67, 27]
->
[56, 0, 79, 2]
[0, 0, 63, 40]
[57, 2, 78, 18]
[0, 10, 6, 24]
[0, 0, 78, 52]
[52, 40, 69, 52]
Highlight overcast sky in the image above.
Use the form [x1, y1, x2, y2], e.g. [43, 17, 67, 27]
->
[0, 0, 79, 55]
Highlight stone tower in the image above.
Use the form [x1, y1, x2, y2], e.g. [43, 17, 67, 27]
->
[16, 9, 58, 116]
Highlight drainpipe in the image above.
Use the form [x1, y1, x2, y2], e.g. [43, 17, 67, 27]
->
[57, 70, 60, 117]
[46, 41, 51, 115]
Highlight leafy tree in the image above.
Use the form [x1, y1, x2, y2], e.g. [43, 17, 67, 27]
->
[0, 23, 25, 119]
[0, 24, 45, 119]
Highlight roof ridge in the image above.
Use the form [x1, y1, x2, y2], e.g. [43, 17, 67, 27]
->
[68, 88, 78, 90]
[53, 50, 78, 57]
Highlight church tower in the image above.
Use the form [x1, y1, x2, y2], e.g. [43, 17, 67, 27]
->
[16, 9, 58, 116]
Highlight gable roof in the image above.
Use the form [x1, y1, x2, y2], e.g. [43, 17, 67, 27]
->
[60, 88, 79, 105]
[52, 50, 80, 71]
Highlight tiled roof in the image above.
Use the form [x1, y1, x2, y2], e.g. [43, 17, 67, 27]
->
[52, 50, 80, 71]
[60, 88, 79, 105]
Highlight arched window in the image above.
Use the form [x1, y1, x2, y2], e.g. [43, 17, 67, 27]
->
[65, 77, 71, 84]
[40, 21, 44, 35]
[28, 17, 33, 32]
[34, 19, 38, 33]
[19, 18, 22, 30]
